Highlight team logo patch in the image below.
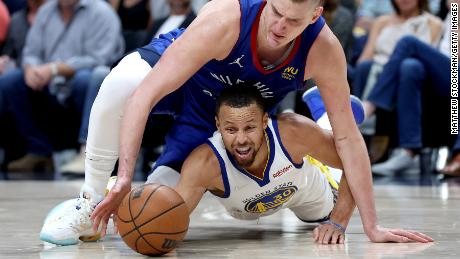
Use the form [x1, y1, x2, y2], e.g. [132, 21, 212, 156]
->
[244, 186, 298, 213]
[281, 66, 298, 80]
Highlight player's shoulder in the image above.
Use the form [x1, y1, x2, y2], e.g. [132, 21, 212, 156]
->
[311, 23, 342, 54]
[197, 0, 241, 27]
[306, 24, 344, 74]
[186, 0, 241, 59]
[188, 143, 220, 168]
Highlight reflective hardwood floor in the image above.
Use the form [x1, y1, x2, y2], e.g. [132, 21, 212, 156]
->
[0, 178, 459, 258]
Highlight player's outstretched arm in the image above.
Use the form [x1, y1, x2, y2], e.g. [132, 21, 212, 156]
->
[175, 144, 223, 214]
[91, 0, 240, 234]
[306, 26, 433, 243]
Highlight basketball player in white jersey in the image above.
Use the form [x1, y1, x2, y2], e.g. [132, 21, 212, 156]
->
[167, 85, 433, 244]
[41, 0, 418, 245]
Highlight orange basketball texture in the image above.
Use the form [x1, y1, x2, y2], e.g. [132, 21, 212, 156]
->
[117, 183, 190, 256]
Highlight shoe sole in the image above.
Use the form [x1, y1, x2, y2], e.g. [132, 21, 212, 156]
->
[39, 232, 101, 246]
[40, 233, 78, 246]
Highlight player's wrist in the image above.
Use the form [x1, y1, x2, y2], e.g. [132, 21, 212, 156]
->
[363, 224, 381, 238]
[323, 219, 346, 233]
[328, 210, 350, 228]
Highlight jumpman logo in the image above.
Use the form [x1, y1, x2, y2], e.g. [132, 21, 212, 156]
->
[229, 54, 245, 68]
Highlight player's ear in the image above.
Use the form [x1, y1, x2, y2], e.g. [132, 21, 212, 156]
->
[262, 112, 269, 129]
[215, 116, 221, 131]
[310, 6, 323, 24]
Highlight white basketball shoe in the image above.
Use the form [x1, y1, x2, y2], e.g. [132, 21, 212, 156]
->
[39, 178, 116, 245]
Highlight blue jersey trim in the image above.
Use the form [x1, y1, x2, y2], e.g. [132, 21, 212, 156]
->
[225, 128, 275, 187]
[271, 118, 303, 169]
[206, 140, 231, 198]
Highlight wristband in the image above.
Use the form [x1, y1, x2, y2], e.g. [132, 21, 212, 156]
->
[323, 219, 346, 233]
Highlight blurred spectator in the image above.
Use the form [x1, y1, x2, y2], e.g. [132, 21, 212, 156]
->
[365, 3, 452, 175]
[355, 0, 395, 32]
[151, 0, 206, 20]
[355, 0, 440, 32]
[352, 0, 443, 102]
[340, 0, 357, 14]
[3, 0, 27, 14]
[145, 0, 196, 42]
[442, 138, 460, 177]
[62, 0, 198, 174]
[438, 0, 449, 19]
[0, 0, 10, 45]
[323, 0, 355, 60]
[110, 0, 151, 53]
[0, 0, 46, 76]
[0, 0, 123, 172]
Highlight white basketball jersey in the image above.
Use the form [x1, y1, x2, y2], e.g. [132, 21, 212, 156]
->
[206, 118, 335, 220]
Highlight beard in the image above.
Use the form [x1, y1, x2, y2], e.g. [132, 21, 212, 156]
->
[235, 150, 256, 167]
[233, 142, 262, 168]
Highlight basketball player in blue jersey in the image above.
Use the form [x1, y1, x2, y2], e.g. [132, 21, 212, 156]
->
[160, 85, 432, 244]
[40, 0, 403, 245]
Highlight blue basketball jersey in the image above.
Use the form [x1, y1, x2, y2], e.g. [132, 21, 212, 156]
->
[139, 0, 325, 127]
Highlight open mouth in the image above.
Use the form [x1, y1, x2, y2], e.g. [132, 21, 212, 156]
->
[272, 32, 285, 40]
[235, 147, 251, 160]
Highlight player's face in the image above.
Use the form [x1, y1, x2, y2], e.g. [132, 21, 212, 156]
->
[216, 104, 268, 167]
[262, 0, 323, 48]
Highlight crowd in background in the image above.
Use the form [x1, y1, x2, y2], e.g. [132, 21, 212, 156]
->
[0, 0, 456, 180]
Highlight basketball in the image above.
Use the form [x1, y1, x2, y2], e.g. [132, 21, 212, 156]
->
[117, 183, 190, 256]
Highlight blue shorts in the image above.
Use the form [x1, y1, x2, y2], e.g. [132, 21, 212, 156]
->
[138, 47, 216, 172]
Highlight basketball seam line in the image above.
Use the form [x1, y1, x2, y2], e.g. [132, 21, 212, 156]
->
[118, 183, 162, 223]
[134, 228, 188, 253]
[138, 229, 188, 236]
[122, 201, 186, 238]
[128, 184, 164, 254]
[132, 201, 186, 254]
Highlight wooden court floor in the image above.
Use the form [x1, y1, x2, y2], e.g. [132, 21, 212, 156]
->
[0, 180, 459, 258]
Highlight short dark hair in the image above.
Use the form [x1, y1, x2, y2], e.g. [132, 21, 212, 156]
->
[215, 84, 267, 115]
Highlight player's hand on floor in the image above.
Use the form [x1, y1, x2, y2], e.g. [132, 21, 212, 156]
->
[367, 225, 434, 243]
[91, 177, 131, 237]
[313, 223, 345, 244]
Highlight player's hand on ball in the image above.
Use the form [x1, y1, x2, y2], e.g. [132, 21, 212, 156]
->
[313, 223, 345, 244]
[91, 177, 131, 237]
[367, 225, 434, 243]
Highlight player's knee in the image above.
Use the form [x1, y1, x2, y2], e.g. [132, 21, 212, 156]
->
[90, 73, 136, 120]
